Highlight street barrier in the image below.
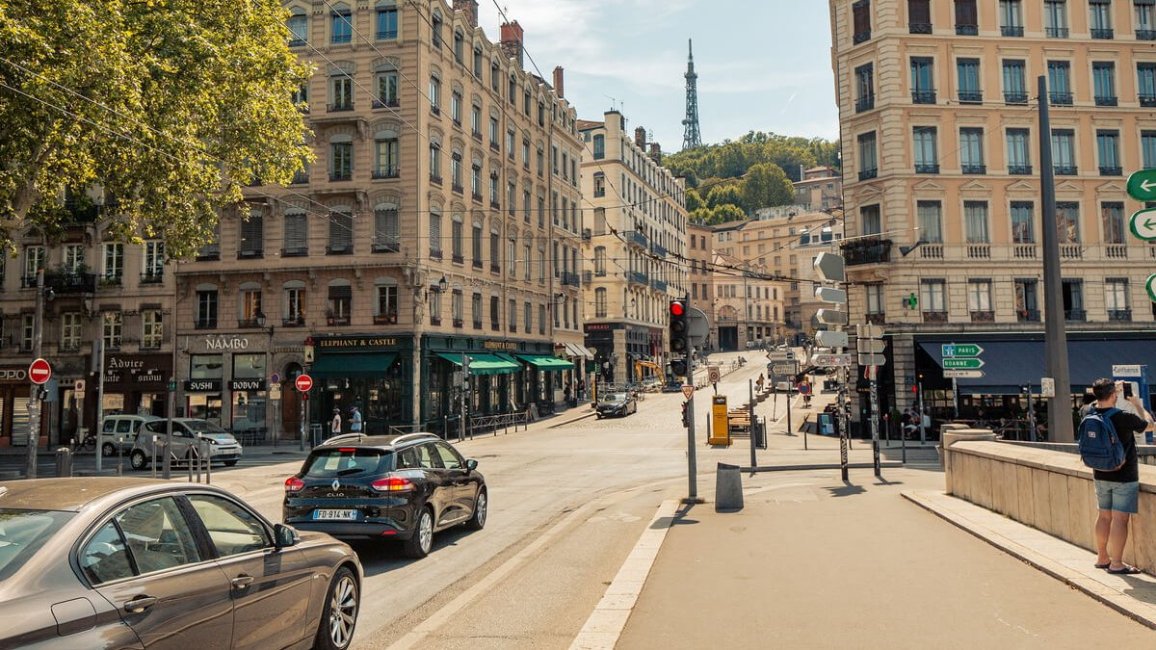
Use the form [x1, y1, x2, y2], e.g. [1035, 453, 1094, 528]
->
[55, 448, 71, 477]
[715, 463, 743, 512]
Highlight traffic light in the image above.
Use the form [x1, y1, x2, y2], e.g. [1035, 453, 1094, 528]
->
[670, 358, 688, 378]
[681, 401, 689, 428]
[669, 300, 688, 354]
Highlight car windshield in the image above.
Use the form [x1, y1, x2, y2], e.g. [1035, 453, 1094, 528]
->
[601, 394, 627, 404]
[0, 509, 74, 581]
[184, 420, 228, 434]
[303, 448, 392, 477]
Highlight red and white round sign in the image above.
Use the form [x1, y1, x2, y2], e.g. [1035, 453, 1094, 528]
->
[294, 374, 314, 392]
[29, 358, 52, 385]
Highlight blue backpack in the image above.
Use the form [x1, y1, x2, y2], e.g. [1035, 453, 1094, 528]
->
[1077, 407, 1126, 471]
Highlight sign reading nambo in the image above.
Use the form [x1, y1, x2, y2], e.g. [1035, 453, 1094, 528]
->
[1127, 169, 1156, 202]
[941, 343, 983, 357]
[942, 357, 985, 370]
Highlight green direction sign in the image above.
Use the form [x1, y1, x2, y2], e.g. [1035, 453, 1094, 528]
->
[1127, 169, 1156, 202]
[1129, 207, 1156, 241]
[1147, 273, 1156, 304]
[943, 357, 985, 370]
[941, 343, 983, 357]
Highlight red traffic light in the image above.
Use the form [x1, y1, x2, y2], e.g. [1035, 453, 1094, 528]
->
[670, 301, 685, 316]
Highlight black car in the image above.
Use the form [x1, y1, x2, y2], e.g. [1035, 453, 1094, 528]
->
[283, 433, 487, 559]
[596, 392, 638, 418]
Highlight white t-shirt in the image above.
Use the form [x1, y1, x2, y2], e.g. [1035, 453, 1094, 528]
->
[331, 413, 342, 434]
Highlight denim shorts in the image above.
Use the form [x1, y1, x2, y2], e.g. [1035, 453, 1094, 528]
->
[1095, 480, 1140, 514]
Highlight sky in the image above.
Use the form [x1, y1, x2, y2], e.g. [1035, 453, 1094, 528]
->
[475, 0, 839, 151]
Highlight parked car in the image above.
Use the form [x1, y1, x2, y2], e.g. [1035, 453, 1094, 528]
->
[97, 414, 161, 457]
[596, 391, 638, 418]
[283, 433, 487, 559]
[0, 477, 362, 649]
[129, 419, 243, 470]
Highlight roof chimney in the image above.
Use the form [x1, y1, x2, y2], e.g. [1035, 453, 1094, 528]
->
[648, 143, 662, 164]
[500, 21, 524, 68]
[453, 0, 479, 28]
[635, 127, 647, 149]
[552, 66, 564, 98]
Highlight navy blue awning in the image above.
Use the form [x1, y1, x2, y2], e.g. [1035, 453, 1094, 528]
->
[917, 337, 1156, 394]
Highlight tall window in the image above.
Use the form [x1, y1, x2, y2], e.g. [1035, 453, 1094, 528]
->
[852, 0, 872, 42]
[451, 152, 463, 190]
[283, 210, 307, 256]
[1006, 128, 1031, 174]
[142, 310, 163, 349]
[957, 58, 981, 102]
[328, 284, 352, 325]
[955, 0, 978, 34]
[855, 63, 875, 111]
[1051, 129, 1077, 174]
[431, 11, 443, 48]
[455, 291, 465, 325]
[1010, 201, 1035, 243]
[1102, 202, 1126, 244]
[490, 296, 499, 329]
[330, 76, 352, 110]
[1002, 59, 1027, 103]
[1045, 0, 1069, 38]
[1143, 131, 1156, 169]
[1097, 130, 1121, 175]
[453, 30, 463, 63]
[1138, 1, 1156, 40]
[61, 312, 82, 351]
[866, 284, 884, 315]
[102, 311, 123, 350]
[908, 0, 931, 33]
[239, 210, 263, 258]
[143, 240, 164, 281]
[374, 134, 399, 178]
[959, 128, 985, 173]
[288, 11, 307, 46]
[1015, 279, 1039, 320]
[103, 243, 123, 282]
[1062, 279, 1084, 320]
[451, 217, 464, 262]
[964, 201, 989, 243]
[376, 5, 398, 39]
[330, 140, 352, 180]
[524, 301, 532, 333]
[428, 75, 441, 112]
[1089, 0, 1113, 38]
[917, 201, 943, 242]
[1139, 63, 1156, 106]
[23, 245, 44, 282]
[1092, 62, 1117, 105]
[450, 91, 462, 124]
[429, 142, 442, 181]
[472, 222, 483, 267]
[196, 289, 218, 328]
[63, 244, 84, 273]
[471, 293, 482, 328]
[1106, 279, 1130, 319]
[1047, 61, 1072, 104]
[331, 7, 351, 44]
[594, 246, 606, 275]
[429, 211, 442, 258]
[999, 0, 1024, 36]
[489, 230, 500, 272]
[920, 279, 947, 313]
[284, 284, 305, 324]
[376, 284, 398, 321]
[328, 210, 353, 254]
[861, 204, 882, 235]
[595, 288, 607, 318]
[857, 131, 878, 180]
[967, 280, 992, 314]
[1056, 202, 1080, 243]
[911, 57, 935, 103]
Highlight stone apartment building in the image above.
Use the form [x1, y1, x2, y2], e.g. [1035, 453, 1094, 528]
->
[831, 0, 1156, 430]
[579, 111, 688, 385]
[793, 166, 844, 211]
[708, 221, 790, 351]
[687, 222, 714, 349]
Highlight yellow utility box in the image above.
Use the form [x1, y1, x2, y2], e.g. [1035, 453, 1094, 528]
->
[709, 395, 731, 446]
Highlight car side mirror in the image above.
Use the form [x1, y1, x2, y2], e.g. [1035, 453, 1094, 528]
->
[465, 458, 478, 471]
[273, 523, 300, 549]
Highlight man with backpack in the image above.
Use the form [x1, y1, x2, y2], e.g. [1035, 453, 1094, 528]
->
[1081, 378, 1154, 574]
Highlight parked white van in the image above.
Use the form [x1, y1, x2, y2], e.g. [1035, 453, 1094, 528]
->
[98, 415, 162, 457]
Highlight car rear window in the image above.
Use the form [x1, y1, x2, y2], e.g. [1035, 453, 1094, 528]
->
[0, 509, 74, 581]
[303, 448, 393, 478]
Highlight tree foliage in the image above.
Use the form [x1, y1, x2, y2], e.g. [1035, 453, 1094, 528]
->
[741, 163, 794, 210]
[0, 0, 312, 257]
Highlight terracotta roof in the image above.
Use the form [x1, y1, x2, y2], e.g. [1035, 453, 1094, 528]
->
[577, 119, 604, 131]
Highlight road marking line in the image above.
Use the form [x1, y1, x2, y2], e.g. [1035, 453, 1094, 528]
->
[570, 499, 678, 650]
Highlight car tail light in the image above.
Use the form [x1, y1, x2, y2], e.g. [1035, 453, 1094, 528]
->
[370, 475, 414, 493]
[284, 476, 305, 493]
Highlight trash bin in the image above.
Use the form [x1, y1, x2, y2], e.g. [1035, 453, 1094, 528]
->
[715, 463, 744, 512]
[55, 447, 72, 477]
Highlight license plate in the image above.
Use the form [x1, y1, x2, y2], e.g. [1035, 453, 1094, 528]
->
[313, 509, 358, 521]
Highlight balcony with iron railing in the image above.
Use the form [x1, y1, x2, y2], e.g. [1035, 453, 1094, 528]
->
[1141, 94, 1156, 108]
[1108, 309, 1132, 322]
[1046, 27, 1069, 38]
[327, 102, 354, 113]
[627, 271, 648, 286]
[1004, 91, 1029, 104]
[841, 238, 891, 266]
[651, 277, 668, 292]
[1008, 164, 1033, 175]
[194, 318, 217, 330]
[1049, 91, 1073, 105]
[1095, 95, 1118, 107]
[329, 170, 352, 182]
[1091, 28, 1114, 39]
[1138, 29, 1156, 41]
[372, 167, 400, 180]
[1053, 164, 1078, 175]
[140, 270, 164, 285]
[958, 90, 983, 104]
[912, 89, 936, 104]
[372, 98, 400, 110]
[1001, 25, 1024, 37]
[853, 29, 871, 44]
[1065, 309, 1086, 322]
[865, 312, 886, 325]
[651, 242, 668, 257]
[909, 22, 932, 34]
[915, 163, 940, 174]
[955, 24, 978, 36]
[858, 167, 878, 181]
[1100, 165, 1123, 176]
[290, 171, 310, 184]
[560, 272, 580, 287]
[961, 164, 986, 175]
[625, 230, 648, 249]
[36, 271, 98, 294]
[1017, 309, 1040, 322]
[855, 95, 875, 112]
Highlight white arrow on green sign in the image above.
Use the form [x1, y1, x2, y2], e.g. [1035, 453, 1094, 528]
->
[1127, 169, 1156, 202]
[1147, 273, 1156, 304]
[943, 357, 985, 370]
[941, 343, 983, 357]
[1129, 207, 1156, 241]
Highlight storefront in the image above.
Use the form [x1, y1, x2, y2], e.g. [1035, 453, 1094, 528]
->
[0, 366, 34, 448]
[102, 353, 171, 419]
[308, 334, 412, 435]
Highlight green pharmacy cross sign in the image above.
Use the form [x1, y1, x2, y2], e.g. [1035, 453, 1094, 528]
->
[943, 357, 985, 370]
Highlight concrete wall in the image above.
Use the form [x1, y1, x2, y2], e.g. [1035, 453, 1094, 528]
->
[946, 440, 1156, 573]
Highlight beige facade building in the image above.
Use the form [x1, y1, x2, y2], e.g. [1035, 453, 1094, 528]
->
[831, 0, 1156, 429]
[687, 222, 714, 349]
[579, 111, 688, 384]
[173, 0, 587, 437]
[793, 166, 844, 211]
[708, 221, 790, 350]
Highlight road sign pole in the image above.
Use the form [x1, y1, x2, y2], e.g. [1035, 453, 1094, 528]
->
[25, 269, 45, 479]
[870, 367, 880, 478]
[683, 292, 702, 504]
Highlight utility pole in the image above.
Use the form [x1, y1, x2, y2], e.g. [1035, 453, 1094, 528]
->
[95, 339, 105, 474]
[25, 269, 45, 478]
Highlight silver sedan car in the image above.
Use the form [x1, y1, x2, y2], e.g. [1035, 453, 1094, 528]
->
[0, 478, 362, 649]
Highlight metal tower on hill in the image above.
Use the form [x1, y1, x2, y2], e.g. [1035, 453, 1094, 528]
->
[681, 39, 702, 150]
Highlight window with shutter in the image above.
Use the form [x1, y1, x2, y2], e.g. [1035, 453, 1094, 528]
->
[429, 212, 443, 258]
[283, 211, 307, 256]
[328, 210, 353, 254]
[374, 207, 400, 252]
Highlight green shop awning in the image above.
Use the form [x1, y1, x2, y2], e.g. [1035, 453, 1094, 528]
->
[311, 352, 397, 377]
[515, 354, 575, 371]
[437, 352, 521, 375]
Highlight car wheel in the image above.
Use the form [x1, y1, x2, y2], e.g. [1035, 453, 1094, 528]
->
[129, 450, 148, 471]
[403, 507, 434, 559]
[223, 460, 238, 467]
[466, 488, 488, 530]
[314, 565, 359, 650]
[596, 414, 602, 419]
[101, 442, 117, 458]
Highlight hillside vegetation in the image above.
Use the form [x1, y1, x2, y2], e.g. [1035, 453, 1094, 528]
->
[664, 131, 839, 224]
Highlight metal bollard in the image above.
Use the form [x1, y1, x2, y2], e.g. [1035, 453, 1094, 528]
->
[714, 462, 744, 512]
[55, 447, 72, 477]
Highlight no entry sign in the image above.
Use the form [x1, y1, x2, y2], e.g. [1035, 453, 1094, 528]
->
[294, 374, 314, 392]
[29, 358, 52, 385]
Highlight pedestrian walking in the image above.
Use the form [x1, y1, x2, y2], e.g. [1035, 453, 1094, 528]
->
[349, 405, 362, 433]
[756, 373, 765, 392]
[330, 407, 342, 437]
[1086, 378, 1153, 574]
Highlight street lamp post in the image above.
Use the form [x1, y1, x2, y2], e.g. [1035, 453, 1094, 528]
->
[256, 312, 275, 444]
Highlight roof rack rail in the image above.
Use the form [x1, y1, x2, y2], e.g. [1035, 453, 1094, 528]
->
[391, 432, 439, 446]
[320, 433, 367, 445]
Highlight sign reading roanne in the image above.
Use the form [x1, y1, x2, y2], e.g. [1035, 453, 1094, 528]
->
[942, 357, 985, 370]
[941, 343, 983, 357]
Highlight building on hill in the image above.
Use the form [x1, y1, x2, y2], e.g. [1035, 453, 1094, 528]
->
[793, 166, 843, 211]
[580, 111, 688, 386]
[831, 0, 1156, 437]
